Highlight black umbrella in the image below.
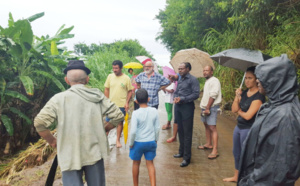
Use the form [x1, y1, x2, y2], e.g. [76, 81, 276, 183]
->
[210, 48, 271, 87]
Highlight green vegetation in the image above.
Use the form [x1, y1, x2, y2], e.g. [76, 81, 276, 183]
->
[156, 0, 300, 101]
[0, 12, 74, 153]
[74, 40, 151, 91]
[2, 0, 299, 159]
[0, 13, 152, 155]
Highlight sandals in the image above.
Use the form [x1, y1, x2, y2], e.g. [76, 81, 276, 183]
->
[208, 153, 219, 159]
[197, 145, 213, 150]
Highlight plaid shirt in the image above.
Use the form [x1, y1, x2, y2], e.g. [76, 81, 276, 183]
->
[135, 72, 170, 106]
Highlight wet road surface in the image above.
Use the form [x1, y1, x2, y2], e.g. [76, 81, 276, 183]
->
[104, 93, 300, 186]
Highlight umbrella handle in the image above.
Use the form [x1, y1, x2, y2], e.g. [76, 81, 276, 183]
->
[239, 72, 246, 89]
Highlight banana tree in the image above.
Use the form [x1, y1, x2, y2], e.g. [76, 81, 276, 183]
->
[0, 12, 75, 153]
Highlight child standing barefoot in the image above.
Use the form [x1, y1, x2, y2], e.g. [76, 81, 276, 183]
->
[129, 88, 160, 186]
[161, 79, 175, 130]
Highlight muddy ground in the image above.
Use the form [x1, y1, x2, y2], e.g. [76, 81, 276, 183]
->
[1, 93, 299, 186]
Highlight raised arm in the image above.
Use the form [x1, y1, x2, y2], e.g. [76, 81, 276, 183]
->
[232, 88, 242, 113]
[159, 75, 171, 90]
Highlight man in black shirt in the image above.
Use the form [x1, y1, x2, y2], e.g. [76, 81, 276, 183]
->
[173, 62, 200, 167]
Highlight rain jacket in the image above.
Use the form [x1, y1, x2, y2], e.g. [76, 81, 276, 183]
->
[238, 54, 300, 185]
[34, 84, 124, 171]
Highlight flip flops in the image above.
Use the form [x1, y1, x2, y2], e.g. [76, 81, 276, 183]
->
[197, 145, 213, 150]
[208, 153, 219, 159]
[162, 124, 171, 130]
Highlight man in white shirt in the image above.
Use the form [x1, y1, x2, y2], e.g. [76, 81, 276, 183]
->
[198, 65, 222, 159]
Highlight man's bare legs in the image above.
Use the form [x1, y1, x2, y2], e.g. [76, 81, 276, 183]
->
[132, 160, 141, 186]
[116, 121, 123, 148]
[146, 160, 156, 186]
[208, 125, 218, 156]
[223, 169, 238, 182]
[201, 123, 213, 149]
[167, 123, 178, 143]
[201, 123, 218, 158]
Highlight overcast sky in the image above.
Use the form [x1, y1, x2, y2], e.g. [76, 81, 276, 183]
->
[0, 0, 171, 67]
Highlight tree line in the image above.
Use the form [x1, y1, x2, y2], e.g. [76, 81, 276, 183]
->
[156, 0, 300, 100]
[0, 13, 152, 154]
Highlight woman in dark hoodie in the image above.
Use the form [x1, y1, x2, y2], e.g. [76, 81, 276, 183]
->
[238, 54, 300, 186]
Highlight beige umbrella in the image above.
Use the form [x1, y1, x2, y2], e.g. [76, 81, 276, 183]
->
[170, 48, 215, 78]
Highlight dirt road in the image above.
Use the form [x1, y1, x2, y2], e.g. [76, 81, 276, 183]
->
[105, 98, 237, 186]
[2, 92, 299, 186]
[104, 93, 300, 186]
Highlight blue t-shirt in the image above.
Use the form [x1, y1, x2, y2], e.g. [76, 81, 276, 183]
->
[129, 107, 160, 146]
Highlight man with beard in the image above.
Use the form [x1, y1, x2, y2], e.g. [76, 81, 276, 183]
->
[238, 54, 300, 185]
[173, 62, 200, 167]
[135, 61, 170, 109]
[199, 65, 222, 159]
[104, 60, 133, 148]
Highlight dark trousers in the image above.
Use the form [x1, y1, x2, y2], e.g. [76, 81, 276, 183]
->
[175, 102, 195, 160]
[62, 159, 105, 186]
[233, 126, 250, 170]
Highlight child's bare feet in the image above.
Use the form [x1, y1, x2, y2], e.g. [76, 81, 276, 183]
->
[162, 124, 171, 130]
[116, 141, 122, 148]
[223, 176, 237, 182]
[166, 137, 176, 143]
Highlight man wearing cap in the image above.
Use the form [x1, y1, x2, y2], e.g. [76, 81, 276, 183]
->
[34, 60, 124, 185]
[104, 60, 133, 148]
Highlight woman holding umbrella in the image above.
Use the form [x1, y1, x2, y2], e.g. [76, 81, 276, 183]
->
[223, 66, 265, 182]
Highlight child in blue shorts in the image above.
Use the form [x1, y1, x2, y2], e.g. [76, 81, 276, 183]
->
[129, 88, 160, 186]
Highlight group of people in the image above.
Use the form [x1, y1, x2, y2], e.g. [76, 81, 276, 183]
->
[161, 64, 222, 165]
[34, 54, 300, 186]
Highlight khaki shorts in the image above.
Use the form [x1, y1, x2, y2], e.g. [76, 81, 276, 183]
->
[201, 105, 219, 125]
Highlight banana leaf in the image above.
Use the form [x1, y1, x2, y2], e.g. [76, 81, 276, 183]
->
[1, 115, 14, 136]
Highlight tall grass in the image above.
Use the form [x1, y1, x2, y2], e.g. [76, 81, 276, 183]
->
[85, 48, 139, 91]
[212, 63, 244, 102]
[202, 29, 245, 103]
